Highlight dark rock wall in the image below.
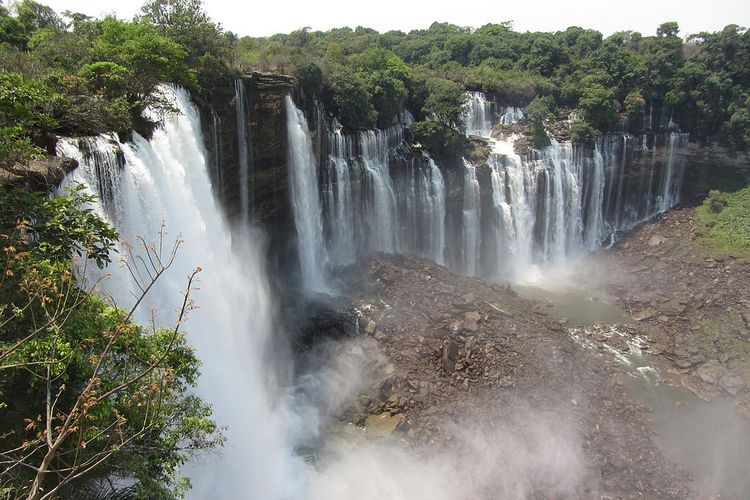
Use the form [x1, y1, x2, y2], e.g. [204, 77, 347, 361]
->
[193, 72, 299, 283]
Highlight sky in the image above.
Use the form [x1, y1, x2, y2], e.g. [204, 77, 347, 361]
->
[39, 0, 750, 38]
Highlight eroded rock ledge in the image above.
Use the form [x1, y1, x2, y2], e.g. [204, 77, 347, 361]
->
[0, 156, 77, 192]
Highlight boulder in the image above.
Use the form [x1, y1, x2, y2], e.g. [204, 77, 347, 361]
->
[632, 307, 657, 321]
[647, 235, 668, 247]
[1, 156, 78, 192]
[695, 360, 727, 385]
[441, 339, 459, 371]
[365, 413, 403, 438]
[463, 311, 481, 332]
[719, 373, 747, 396]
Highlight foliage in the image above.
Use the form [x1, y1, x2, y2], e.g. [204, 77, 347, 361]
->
[704, 189, 728, 213]
[423, 77, 466, 130]
[0, 187, 222, 499]
[0, 70, 62, 167]
[568, 119, 600, 146]
[697, 186, 750, 257]
[325, 66, 377, 129]
[526, 94, 555, 123]
[409, 119, 469, 161]
[138, 0, 232, 87]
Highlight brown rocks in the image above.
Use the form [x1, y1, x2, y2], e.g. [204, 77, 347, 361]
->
[463, 310, 481, 332]
[336, 254, 690, 498]
[633, 307, 658, 321]
[441, 339, 459, 371]
[365, 413, 403, 438]
[1, 156, 78, 192]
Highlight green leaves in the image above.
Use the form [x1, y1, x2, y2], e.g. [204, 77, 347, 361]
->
[0, 187, 221, 498]
[423, 77, 466, 130]
[0, 184, 118, 268]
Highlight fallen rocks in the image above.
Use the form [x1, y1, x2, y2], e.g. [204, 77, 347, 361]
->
[337, 254, 690, 498]
[606, 207, 750, 410]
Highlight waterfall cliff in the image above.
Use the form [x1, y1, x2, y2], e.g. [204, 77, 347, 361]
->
[56, 86, 294, 499]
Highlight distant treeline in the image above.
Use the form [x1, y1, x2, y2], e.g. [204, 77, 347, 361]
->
[2, 0, 749, 169]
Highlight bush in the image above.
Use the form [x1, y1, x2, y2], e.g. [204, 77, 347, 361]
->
[295, 60, 323, 94]
[697, 185, 750, 257]
[409, 119, 469, 161]
[0, 186, 222, 497]
[706, 189, 728, 213]
[326, 66, 377, 129]
[568, 118, 600, 146]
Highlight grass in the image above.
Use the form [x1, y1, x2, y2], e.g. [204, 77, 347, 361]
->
[696, 185, 750, 258]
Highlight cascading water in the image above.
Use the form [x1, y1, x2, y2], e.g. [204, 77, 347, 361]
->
[461, 162, 482, 276]
[319, 113, 447, 266]
[235, 78, 252, 225]
[57, 86, 296, 499]
[464, 91, 493, 136]
[463, 91, 689, 279]
[285, 95, 329, 291]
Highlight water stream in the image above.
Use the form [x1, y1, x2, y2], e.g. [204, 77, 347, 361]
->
[516, 267, 750, 499]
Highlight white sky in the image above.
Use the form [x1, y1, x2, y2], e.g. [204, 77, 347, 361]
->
[39, 0, 750, 38]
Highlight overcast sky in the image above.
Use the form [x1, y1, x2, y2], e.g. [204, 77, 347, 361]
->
[39, 0, 749, 38]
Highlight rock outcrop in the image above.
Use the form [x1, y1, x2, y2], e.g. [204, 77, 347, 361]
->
[193, 72, 298, 280]
[1, 156, 78, 192]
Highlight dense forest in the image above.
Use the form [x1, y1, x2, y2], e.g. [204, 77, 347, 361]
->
[2, 0, 750, 166]
[1, 0, 749, 498]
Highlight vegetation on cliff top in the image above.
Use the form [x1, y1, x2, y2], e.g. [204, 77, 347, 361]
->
[3, 0, 750, 167]
[0, 0, 233, 168]
[234, 20, 750, 154]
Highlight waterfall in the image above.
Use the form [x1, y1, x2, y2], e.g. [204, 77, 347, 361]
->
[462, 162, 481, 276]
[424, 157, 446, 264]
[57, 86, 295, 499]
[499, 106, 525, 126]
[209, 106, 222, 191]
[464, 91, 493, 136]
[659, 132, 688, 212]
[462, 90, 689, 279]
[320, 114, 446, 266]
[235, 78, 252, 225]
[325, 126, 359, 264]
[285, 95, 329, 291]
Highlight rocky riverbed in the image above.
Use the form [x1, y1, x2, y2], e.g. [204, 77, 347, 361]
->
[604, 207, 750, 416]
[319, 254, 689, 499]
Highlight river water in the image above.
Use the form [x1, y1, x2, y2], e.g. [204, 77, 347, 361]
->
[516, 261, 750, 499]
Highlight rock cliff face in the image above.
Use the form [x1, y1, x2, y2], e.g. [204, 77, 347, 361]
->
[193, 72, 298, 278]
[0, 156, 78, 192]
[191, 78, 748, 287]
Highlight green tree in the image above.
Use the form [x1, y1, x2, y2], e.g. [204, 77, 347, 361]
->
[423, 77, 466, 130]
[326, 66, 376, 129]
[0, 70, 62, 168]
[0, 187, 222, 499]
[139, 0, 231, 86]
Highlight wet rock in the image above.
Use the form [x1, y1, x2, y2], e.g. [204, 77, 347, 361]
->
[364, 320, 377, 335]
[719, 373, 747, 396]
[681, 374, 724, 401]
[441, 340, 459, 371]
[695, 360, 727, 385]
[633, 307, 658, 321]
[365, 413, 403, 438]
[607, 336, 630, 353]
[1, 156, 78, 192]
